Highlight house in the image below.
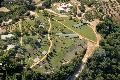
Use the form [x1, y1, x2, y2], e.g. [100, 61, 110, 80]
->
[0, 7, 10, 12]
[15, 53, 24, 58]
[1, 34, 14, 39]
[1, 19, 12, 26]
[57, 3, 73, 13]
[73, 23, 84, 28]
[39, 24, 45, 28]
[42, 50, 47, 55]
[6, 44, 15, 50]
[34, 56, 40, 62]
[0, 63, 2, 66]
[57, 7, 65, 13]
[0, 28, 6, 34]
[56, 33, 78, 38]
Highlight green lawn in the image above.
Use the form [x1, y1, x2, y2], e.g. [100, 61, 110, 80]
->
[53, 16, 96, 41]
[61, 20, 96, 41]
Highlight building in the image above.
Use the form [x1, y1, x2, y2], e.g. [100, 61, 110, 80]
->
[0, 28, 6, 34]
[57, 7, 65, 13]
[34, 56, 40, 62]
[56, 33, 78, 38]
[1, 19, 12, 26]
[42, 50, 47, 55]
[1, 34, 14, 39]
[6, 44, 15, 50]
[57, 3, 73, 13]
[73, 23, 84, 28]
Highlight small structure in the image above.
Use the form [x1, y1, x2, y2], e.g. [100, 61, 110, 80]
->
[56, 33, 78, 38]
[15, 53, 24, 58]
[57, 7, 65, 13]
[73, 23, 84, 28]
[30, 11, 36, 16]
[1, 19, 12, 26]
[29, 11, 39, 18]
[42, 50, 47, 55]
[34, 56, 40, 63]
[39, 23, 45, 28]
[0, 28, 6, 34]
[1, 34, 14, 39]
[81, 19, 88, 24]
[73, 19, 88, 28]
[0, 7, 10, 12]
[57, 3, 73, 13]
[0, 63, 2, 66]
[6, 44, 15, 50]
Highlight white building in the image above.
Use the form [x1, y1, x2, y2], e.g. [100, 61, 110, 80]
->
[1, 19, 12, 26]
[6, 44, 15, 50]
[34, 56, 40, 62]
[1, 34, 14, 39]
[42, 50, 47, 55]
[57, 3, 73, 13]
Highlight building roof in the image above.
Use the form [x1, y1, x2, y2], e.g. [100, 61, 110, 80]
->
[56, 33, 78, 37]
[73, 23, 83, 28]
[42, 50, 47, 55]
[7, 44, 15, 50]
[57, 7, 65, 11]
[0, 63, 2, 66]
[1, 34, 14, 39]
[34, 56, 40, 62]
[2, 19, 12, 25]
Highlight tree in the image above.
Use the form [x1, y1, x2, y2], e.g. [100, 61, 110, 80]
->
[78, 19, 120, 80]
[42, 0, 52, 8]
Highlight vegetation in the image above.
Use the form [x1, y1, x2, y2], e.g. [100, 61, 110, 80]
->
[0, 0, 120, 80]
[77, 18, 120, 80]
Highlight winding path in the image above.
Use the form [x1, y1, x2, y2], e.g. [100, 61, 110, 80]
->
[30, 18, 53, 68]
[67, 19, 101, 80]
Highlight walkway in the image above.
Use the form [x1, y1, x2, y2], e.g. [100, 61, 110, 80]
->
[18, 19, 23, 46]
[30, 18, 53, 68]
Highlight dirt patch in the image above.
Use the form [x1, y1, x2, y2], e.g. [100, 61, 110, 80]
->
[0, 28, 6, 34]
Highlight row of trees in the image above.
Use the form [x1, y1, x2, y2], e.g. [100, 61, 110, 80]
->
[77, 18, 120, 80]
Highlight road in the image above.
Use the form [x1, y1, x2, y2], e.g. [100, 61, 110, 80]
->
[18, 19, 23, 46]
[67, 19, 101, 80]
[30, 18, 53, 68]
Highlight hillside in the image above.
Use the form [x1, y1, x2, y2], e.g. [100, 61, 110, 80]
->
[0, 0, 120, 80]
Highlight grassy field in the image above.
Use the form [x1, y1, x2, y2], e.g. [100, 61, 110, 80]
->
[32, 19, 86, 73]
[54, 16, 96, 41]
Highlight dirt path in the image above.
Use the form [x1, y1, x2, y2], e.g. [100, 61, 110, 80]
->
[30, 18, 53, 68]
[18, 19, 23, 46]
[68, 19, 101, 80]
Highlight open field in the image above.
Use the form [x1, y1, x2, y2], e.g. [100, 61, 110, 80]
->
[1, 8, 93, 74]
[32, 19, 86, 72]
[54, 16, 96, 41]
